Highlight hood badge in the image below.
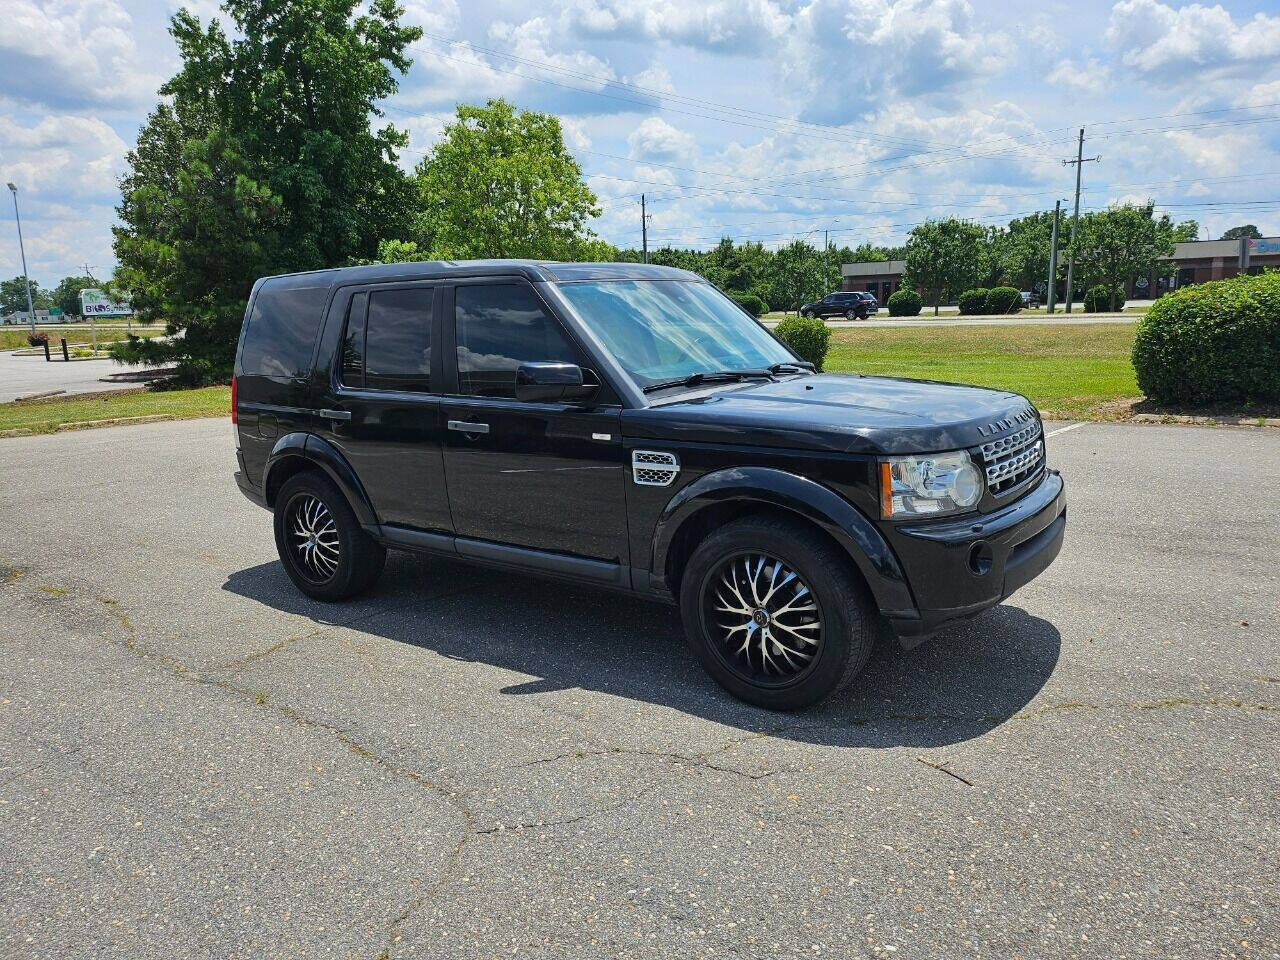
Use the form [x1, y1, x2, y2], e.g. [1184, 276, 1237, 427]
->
[977, 406, 1035, 437]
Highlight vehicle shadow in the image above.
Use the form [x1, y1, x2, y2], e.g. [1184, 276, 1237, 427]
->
[223, 551, 1060, 749]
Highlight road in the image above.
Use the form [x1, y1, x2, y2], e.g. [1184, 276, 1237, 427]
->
[762, 313, 1142, 329]
[1, 419, 1277, 959]
[0, 349, 164, 403]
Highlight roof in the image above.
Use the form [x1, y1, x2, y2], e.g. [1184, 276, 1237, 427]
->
[258, 260, 702, 288]
[842, 259, 905, 277]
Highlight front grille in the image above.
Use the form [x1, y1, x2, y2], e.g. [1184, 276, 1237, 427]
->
[981, 421, 1045, 495]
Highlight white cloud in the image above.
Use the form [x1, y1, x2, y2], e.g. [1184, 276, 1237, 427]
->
[401, 0, 460, 34]
[625, 64, 676, 95]
[1046, 58, 1111, 94]
[1107, 0, 1280, 77]
[560, 0, 790, 54]
[559, 116, 593, 152]
[1163, 128, 1253, 174]
[0, 0, 162, 110]
[0, 115, 129, 198]
[783, 0, 1011, 122]
[489, 17, 616, 85]
[627, 116, 696, 161]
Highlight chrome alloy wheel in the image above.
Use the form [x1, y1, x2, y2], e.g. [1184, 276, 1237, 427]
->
[286, 494, 340, 582]
[702, 552, 824, 685]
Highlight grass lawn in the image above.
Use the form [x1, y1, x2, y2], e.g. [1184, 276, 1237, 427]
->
[0, 386, 230, 436]
[824, 323, 1140, 421]
[0, 327, 164, 351]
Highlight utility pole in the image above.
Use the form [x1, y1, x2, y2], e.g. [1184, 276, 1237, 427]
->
[640, 194, 648, 264]
[7, 183, 36, 335]
[1062, 128, 1100, 313]
[1046, 200, 1062, 314]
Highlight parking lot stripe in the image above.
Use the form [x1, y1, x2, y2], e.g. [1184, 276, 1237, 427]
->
[1045, 422, 1086, 438]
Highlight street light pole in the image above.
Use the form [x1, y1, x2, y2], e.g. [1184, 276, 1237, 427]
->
[7, 183, 37, 336]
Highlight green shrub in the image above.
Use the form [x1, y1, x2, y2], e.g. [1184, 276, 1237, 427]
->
[774, 314, 831, 370]
[985, 286, 1022, 314]
[27, 331, 50, 347]
[1132, 271, 1280, 405]
[886, 289, 923, 317]
[957, 288, 988, 315]
[731, 292, 768, 318]
[1084, 284, 1125, 313]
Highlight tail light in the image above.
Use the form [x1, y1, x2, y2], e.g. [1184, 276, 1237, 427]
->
[230, 375, 238, 424]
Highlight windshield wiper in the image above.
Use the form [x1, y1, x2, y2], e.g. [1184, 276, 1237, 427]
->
[642, 369, 776, 393]
[768, 361, 815, 375]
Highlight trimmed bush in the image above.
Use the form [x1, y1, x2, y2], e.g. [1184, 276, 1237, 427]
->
[774, 314, 831, 370]
[886, 289, 923, 317]
[1083, 284, 1125, 313]
[957, 288, 988, 315]
[27, 331, 50, 347]
[1132, 271, 1280, 405]
[985, 286, 1022, 314]
[731, 292, 768, 318]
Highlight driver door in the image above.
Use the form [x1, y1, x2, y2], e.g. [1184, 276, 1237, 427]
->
[438, 279, 628, 568]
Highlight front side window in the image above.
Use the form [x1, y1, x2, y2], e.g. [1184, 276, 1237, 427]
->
[556, 280, 795, 389]
[455, 284, 579, 399]
[359, 287, 433, 392]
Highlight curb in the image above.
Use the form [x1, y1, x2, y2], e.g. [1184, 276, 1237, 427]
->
[0, 413, 186, 439]
[1130, 414, 1280, 427]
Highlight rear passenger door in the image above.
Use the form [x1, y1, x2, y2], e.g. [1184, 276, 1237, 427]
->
[437, 279, 628, 567]
[312, 282, 452, 533]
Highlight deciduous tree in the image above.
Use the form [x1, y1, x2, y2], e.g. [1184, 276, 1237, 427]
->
[902, 219, 989, 315]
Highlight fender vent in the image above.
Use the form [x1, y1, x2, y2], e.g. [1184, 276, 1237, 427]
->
[632, 450, 680, 487]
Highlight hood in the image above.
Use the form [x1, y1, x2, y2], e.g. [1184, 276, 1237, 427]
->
[624, 373, 1037, 455]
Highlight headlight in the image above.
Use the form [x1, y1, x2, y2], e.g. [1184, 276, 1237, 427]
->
[879, 450, 983, 519]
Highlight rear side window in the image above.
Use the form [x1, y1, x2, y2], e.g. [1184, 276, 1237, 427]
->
[240, 283, 329, 378]
[455, 284, 577, 399]
[341, 286, 433, 392]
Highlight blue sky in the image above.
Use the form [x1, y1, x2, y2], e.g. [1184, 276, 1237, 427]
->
[3, 0, 1280, 284]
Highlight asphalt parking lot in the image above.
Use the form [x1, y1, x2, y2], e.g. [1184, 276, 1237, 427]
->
[1, 418, 1277, 959]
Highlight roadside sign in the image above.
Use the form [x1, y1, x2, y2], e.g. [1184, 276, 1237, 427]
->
[80, 288, 133, 317]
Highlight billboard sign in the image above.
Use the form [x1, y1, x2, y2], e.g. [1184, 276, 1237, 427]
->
[1248, 238, 1280, 256]
[79, 288, 133, 317]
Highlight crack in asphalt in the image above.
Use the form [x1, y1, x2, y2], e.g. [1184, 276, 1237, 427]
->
[508, 744, 779, 781]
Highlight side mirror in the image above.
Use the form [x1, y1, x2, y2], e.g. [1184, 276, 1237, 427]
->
[515, 363, 599, 403]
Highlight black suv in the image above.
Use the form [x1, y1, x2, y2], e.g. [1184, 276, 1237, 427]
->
[233, 261, 1065, 710]
[800, 291, 876, 320]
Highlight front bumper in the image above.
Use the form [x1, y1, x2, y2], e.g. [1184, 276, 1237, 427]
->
[883, 470, 1066, 645]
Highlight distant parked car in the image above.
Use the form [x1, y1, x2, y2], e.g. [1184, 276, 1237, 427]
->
[800, 291, 874, 320]
[1020, 291, 1039, 308]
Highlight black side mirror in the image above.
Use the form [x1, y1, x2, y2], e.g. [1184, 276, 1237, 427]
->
[515, 363, 599, 403]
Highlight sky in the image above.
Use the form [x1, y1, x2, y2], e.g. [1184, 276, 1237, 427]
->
[2, 0, 1280, 286]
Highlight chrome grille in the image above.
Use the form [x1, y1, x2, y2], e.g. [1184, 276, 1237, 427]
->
[981, 421, 1044, 494]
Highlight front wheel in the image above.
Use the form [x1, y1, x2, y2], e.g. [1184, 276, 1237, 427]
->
[801, 309, 814, 319]
[845, 309, 858, 321]
[273, 470, 386, 601]
[679, 516, 875, 710]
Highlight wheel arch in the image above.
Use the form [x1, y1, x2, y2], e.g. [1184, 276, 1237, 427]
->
[262, 433, 377, 527]
[652, 467, 915, 615]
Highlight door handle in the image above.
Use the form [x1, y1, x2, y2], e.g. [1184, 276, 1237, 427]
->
[319, 409, 351, 421]
[448, 420, 490, 434]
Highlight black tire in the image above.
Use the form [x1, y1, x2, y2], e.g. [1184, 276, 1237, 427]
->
[844, 309, 858, 321]
[273, 470, 386, 601]
[679, 515, 875, 710]
[801, 309, 813, 319]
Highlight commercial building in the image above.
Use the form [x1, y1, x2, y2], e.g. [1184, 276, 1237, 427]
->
[840, 236, 1280, 302]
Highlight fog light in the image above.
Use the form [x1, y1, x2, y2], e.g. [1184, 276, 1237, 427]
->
[968, 541, 994, 576]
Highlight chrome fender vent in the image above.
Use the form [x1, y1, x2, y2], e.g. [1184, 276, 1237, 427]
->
[632, 450, 680, 487]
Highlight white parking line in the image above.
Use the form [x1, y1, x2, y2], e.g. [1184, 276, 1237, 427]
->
[1045, 422, 1087, 438]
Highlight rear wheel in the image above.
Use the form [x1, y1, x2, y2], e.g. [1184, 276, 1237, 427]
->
[845, 308, 858, 320]
[273, 471, 386, 601]
[679, 516, 875, 710]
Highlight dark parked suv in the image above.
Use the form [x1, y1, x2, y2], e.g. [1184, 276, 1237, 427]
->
[233, 261, 1065, 710]
[800, 291, 876, 320]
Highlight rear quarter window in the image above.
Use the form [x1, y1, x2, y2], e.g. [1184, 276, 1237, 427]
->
[239, 282, 330, 378]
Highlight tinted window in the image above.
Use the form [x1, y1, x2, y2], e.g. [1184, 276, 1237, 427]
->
[240, 282, 329, 378]
[364, 287, 433, 392]
[340, 292, 367, 386]
[455, 284, 577, 399]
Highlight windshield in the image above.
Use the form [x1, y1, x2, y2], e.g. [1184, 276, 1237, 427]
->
[555, 280, 797, 388]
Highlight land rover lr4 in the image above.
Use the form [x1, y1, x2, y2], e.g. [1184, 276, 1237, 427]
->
[233, 261, 1066, 710]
